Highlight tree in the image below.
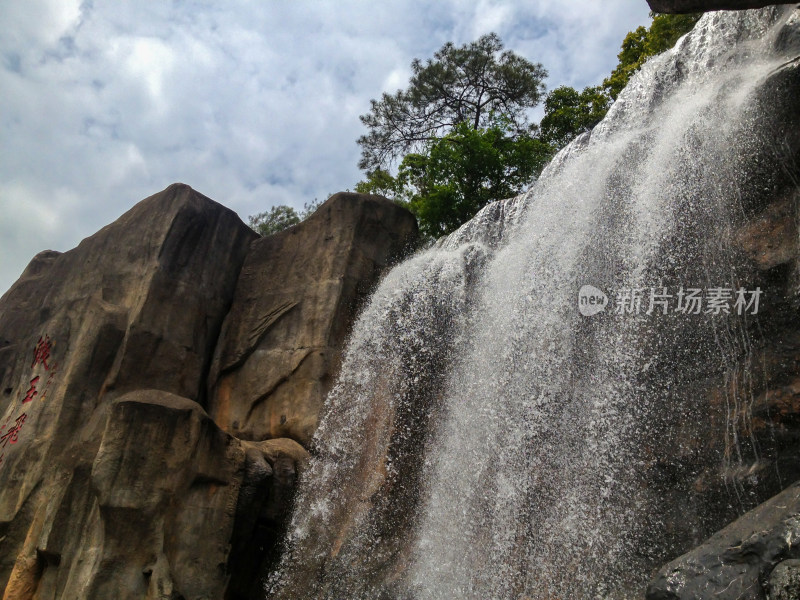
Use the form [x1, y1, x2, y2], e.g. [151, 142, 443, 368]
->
[354, 169, 398, 199]
[248, 199, 325, 237]
[539, 85, 611, 149]
[603, 13, 702, 100]
[248, 205, 300, 236]
[357, 33, 547, 172]
[299, 198, 323, 220]
[393, 117, 550, 238]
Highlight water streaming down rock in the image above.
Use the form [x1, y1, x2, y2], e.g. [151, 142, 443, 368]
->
[268, 7, 800, 599]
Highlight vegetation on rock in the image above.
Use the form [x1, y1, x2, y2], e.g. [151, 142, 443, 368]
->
[357, 117, 551, 238]
[248, 199, 322, 237]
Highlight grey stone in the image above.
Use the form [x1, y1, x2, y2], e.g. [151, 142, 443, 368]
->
[646, 482, 800, 600]
[768, 559, 800, 600]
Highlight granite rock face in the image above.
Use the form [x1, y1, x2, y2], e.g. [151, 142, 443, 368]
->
[82, 390, 245, 600]
[0, 184, 412, 599]
[646, 0, 793, 12]
[768, 559, 800, 600]
[0, 183, 257, 599]
[207, 192, 418, 446]
[0, 183, 256, 406]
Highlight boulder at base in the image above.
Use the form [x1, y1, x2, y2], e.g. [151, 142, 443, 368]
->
[646, 481, 800, 600]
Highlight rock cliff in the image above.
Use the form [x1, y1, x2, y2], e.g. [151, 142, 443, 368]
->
[646, 0, 794, 13]
[0, 184, 416, 599]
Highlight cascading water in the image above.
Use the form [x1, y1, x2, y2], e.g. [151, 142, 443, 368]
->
[268, 7, 800, 599]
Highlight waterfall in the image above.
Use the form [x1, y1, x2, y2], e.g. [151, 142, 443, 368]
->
[268, 7, 800, 599]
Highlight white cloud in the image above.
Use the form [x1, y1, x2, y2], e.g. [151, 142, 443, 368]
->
[471, 1, 516, 38]
[0, 0, 651, 295]
[0, 0, 82, 49]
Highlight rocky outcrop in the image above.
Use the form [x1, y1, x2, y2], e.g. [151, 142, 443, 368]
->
[0, 183, 257, 598]
[207, 192, 418, 446]
[80, 390, 245, 600]
[0, 184, 415, 599]
[646, 482, 800, 599]
[0, 183, 256, 405]
[768, 560, 800, 599]
[646, 0, 793, 12]
[227, 437, 308, 600]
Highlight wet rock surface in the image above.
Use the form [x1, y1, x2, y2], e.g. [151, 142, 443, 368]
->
[768, 559, 800, 600]
[646, 0, 793, 13]
[646, 482, 800, 600]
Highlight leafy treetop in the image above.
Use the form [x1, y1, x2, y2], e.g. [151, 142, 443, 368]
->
[603, 12, 702, 100]
[358, 116, 551, 238]
[539, 85, 611, 150]
[248, 198, 323, 237]
[357, 33, 547, 172]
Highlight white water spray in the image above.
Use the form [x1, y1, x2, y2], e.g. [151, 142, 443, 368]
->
[269, 8, 800, 599]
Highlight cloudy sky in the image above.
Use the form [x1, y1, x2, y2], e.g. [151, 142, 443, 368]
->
[0, 0, 651, 295]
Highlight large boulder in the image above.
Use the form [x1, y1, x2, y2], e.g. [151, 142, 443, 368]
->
[0, 388, 308, 600]
[70, 391, 244, 600]
[646, 481, 800, 600]
[207, 192, 418, 446]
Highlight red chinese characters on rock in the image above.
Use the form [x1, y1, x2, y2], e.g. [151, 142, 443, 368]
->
[0, 334, 58, 469]
[21, 376, 40, 403]
[26, 334, 58, 405]
[31, 335, 52, 370]
[0, 414, 27, 466]
[0, 414, 26, 448]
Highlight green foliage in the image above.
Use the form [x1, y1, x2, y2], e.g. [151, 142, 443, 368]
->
[353, 15, 702, 241]
[247, 198, 327, 237]
[539, 85, 611, 149]
[248, 205, 301, 236]
[648, 12, 703, 54]
[395, 119, 550, 238]
[357, 33, 547, 172]
[354, 169, 399, 199]
[300, 198, 323, 220]
[603, 13, 702, 100]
